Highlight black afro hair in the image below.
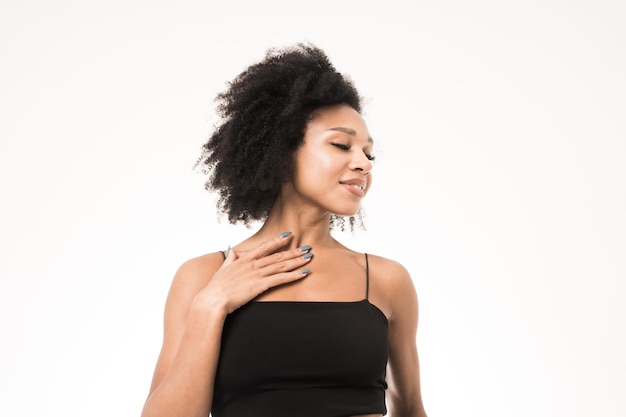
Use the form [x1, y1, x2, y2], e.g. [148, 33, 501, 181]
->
[196, 43, 363, 226]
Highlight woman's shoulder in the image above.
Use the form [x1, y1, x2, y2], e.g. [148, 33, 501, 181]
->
[364, 252, 418, 321]
[365, 252, 413, 288]
[179, 250, 226, 271]
[169, 251, 226, 293]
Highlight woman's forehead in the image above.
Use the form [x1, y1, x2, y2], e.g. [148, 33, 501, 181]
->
[307, 104, 371, 138]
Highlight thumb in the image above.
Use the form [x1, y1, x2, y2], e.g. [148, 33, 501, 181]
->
[222, 246, 238, 265]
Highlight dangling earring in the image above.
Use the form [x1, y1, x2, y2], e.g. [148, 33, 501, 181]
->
[329, 207, 366, 232]
[352, 207, 366, 231]
[329, 213, 346, 231]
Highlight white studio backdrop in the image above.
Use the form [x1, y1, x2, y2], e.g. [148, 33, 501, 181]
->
[1, 1, 624, 416]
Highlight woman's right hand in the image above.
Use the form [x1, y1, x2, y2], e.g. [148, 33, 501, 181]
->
[193, 232, 312, 315]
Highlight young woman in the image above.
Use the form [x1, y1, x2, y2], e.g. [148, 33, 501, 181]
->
[141, 43, 427, 417]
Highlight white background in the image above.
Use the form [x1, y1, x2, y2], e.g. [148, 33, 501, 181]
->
[1, 1, 624, 416]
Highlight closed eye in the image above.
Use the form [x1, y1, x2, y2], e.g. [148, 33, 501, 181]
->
[331, 142, 376, 162]
[331, 142, 350, 151]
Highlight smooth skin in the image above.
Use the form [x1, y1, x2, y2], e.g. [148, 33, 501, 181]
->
[141, 104, 427, 417]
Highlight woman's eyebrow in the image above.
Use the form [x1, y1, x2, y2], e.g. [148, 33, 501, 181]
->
[329, 126, 356, 135]
[328, 127, 374, 143]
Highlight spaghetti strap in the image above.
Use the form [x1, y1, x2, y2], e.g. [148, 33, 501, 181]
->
[364, 253, 370, 300]
[220, 250, 226, 260]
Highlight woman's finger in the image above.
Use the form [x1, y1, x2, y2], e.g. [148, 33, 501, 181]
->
[256, 268, 312, 294]
[257, 250, 313, 275]
[245, 232, 293, 260]
[253, 244, 312, 270]
[225, 246, 237, 263]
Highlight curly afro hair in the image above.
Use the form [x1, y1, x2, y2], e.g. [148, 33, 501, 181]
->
[196, 43, 363, 226]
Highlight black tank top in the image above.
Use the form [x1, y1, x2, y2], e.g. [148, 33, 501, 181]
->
[211, 253, 388, 417]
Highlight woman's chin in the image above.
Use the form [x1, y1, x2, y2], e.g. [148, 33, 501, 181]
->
[331, 207, 361, 218]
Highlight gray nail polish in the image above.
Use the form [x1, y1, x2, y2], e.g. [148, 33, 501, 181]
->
[302, 252, 313, 259]
[301, 269, 311, 274]
[280, 231, 292, 238]
[299, 245, 312, 252]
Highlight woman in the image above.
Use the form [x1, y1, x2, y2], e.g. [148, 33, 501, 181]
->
[141, 43, 428, 417]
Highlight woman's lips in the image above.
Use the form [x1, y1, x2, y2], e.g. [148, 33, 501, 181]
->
[340, 179, 366, 197]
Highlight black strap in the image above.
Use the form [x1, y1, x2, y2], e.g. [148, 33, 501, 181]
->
[365, 253, 370, 300]
[220, 250, 226, 260]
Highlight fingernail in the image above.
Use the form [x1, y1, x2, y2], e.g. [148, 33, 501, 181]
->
[301, 269, 311, 275]
[280, 231, 292, 238]
[225, 246, 231, 257]
[299, 245, 312, 252]
[302, 252, 313, 260]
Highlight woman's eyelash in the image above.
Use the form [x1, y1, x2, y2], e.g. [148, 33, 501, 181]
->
[331, 142, 375, 161]
[331, 142, 350, 150]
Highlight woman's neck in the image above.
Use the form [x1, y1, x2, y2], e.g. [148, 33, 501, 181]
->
[251, 196, 338, 249]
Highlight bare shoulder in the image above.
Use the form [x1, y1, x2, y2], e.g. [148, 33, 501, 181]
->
[365, 253, 418, 322]
[175, 251, 226, 283]
[161, 251, 226, 334]
[168, 251, 225, 300]
[160, 251, 226, 321]
[146, 251, 226, 395]
[365, 253, 414, 292]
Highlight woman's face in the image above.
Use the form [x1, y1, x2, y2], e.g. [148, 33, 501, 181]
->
[286, 104, 374, 217]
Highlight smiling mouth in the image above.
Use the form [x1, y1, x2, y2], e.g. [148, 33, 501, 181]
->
[339, 180, 366, 197]
[339, 179, 366, 191]
[342, 183, 365, 191]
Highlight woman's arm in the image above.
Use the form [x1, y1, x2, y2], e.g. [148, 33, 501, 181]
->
[140, 254, 227, 417]
[141, 233, 313, 417]
[385, 260, 428, 417]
